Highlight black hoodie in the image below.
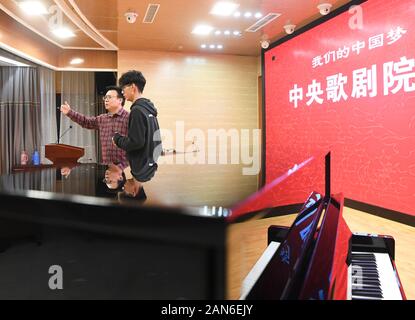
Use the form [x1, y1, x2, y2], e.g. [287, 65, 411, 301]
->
[113, 98, 162, 182]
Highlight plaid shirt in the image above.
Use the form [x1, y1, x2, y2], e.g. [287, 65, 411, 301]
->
[67, 108, 129, 169]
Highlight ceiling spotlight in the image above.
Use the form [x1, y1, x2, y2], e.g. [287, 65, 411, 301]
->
[215, 30, 222, 35]
[233, 11, 241, 17]
[70, 58, 84, 65]
[210, 1, 240, 16]
[233, 30, 241, 36]
[192, 25, 214, 35]
[52, 27, 75, 39]
[201, 44, 207, 49]
[317, 3, 332, 15]
[209, 44, 216, 49]
[244, 12, 252, 18]
[18, 1, 48, 15]
[283, 23, 296, 34]
[224, 30, 231, 35]
[254, 12, 263, 19]
[260, 40, 270, 49]
[217, 45, 223, 49]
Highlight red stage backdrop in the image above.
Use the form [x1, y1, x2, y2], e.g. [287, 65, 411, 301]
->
[265, 0, 415, 216]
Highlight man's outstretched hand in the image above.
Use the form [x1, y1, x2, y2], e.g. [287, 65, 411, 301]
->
[60, 101, 71, 115]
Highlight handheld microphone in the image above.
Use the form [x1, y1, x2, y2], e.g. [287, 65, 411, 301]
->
[56, 125, 73, 144]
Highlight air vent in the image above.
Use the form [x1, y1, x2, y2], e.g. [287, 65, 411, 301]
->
[143, 4, 160, 23]
[245, 13, 281, 32]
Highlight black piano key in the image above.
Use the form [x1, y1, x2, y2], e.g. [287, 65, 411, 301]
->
[352, 286, 382, 293]
[352, 278, 381, 286]
[352, 267, 378, 272]
[352, 259, 376, 264]
[352, 278, 381, 285]
[352, 275, 379, 281]
[352, 296, 382, 300]
[352, 258, 376, 262]
[352, 291, 383, 298]
[352, 270, 379, 276]
[355, 269, 379, 274]
[352, 254, 375, 259]
[352, 290, 383, 299]
[352, 260, 377, 264]
[352, 284, 382, 292]
[352, 260, 377, 263]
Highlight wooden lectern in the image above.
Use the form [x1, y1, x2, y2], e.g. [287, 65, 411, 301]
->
[45, 144, 84, 166]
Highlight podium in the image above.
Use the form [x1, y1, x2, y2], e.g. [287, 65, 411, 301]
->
[45, 144, 84, 166]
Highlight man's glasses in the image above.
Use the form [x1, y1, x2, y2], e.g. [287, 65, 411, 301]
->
[102, 95, 117, 101]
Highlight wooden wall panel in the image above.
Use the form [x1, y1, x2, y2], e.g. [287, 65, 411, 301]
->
[58, 50, 117, 70]
[118, 50, 261, 207]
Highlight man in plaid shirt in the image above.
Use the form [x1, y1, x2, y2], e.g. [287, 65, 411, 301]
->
[60, 86, 129, 169]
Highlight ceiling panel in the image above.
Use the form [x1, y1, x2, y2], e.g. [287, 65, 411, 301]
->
[1, 0, 354, 56]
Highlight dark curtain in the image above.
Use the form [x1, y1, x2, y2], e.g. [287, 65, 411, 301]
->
[0, 67, 41, 174]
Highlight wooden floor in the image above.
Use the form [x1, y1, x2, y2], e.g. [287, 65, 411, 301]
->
[226, 207, 415, 300]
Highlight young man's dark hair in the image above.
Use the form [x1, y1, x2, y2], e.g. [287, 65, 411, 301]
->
[118, 70, 146, 93]
[105, 85, 125, 106]
[117, 187, 147, 203]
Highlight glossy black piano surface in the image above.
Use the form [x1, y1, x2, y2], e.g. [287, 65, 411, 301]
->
[0, 164, 230, 299]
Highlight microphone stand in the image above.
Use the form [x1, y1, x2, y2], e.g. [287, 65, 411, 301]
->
[56, 125, 73, 144]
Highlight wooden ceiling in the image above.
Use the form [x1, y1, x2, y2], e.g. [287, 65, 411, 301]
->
[0, 0, 353, 56]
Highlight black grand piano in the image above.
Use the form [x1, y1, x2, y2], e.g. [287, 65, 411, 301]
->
[0, 153, 405, 299]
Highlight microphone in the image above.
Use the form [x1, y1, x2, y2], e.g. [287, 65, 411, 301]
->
[56, 125, 73, 144]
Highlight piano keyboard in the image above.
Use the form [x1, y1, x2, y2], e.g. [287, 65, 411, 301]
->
[348, 251, 403, 300]
[239, 241, 280, 300]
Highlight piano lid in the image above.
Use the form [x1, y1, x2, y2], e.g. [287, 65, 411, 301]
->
[245, 191, 325, 299]
[299, 193, 352, 300]
[228, 150, 330, 222]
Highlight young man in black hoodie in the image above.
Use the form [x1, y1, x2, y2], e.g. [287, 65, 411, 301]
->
[112, 70, 162, 196]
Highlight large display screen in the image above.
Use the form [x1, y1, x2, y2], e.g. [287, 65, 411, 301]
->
[264, 0, 415, 216]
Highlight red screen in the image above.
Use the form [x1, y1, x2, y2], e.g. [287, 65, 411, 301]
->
[265, 0, 415, 216]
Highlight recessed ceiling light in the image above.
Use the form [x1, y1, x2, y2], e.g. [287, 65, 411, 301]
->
[70, 58, 84, 65]
[201, 44, 207, 49]
[209, 44, 215, 49]
[233, 11, 241, 18]
[0, 56, 30, 66]
[52, 27, 75, 39]
[18, 1, 48, 15]
[255, 12, 263, 19]
[244, 12, 252, 18]
[224, 30, 231, 35]
[192, 25, 214, 36]
[233, 30, 241, 36]
[217, 45, 223, 49]
[210, 2, 240, 16]
[215, 30, 222, 35]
